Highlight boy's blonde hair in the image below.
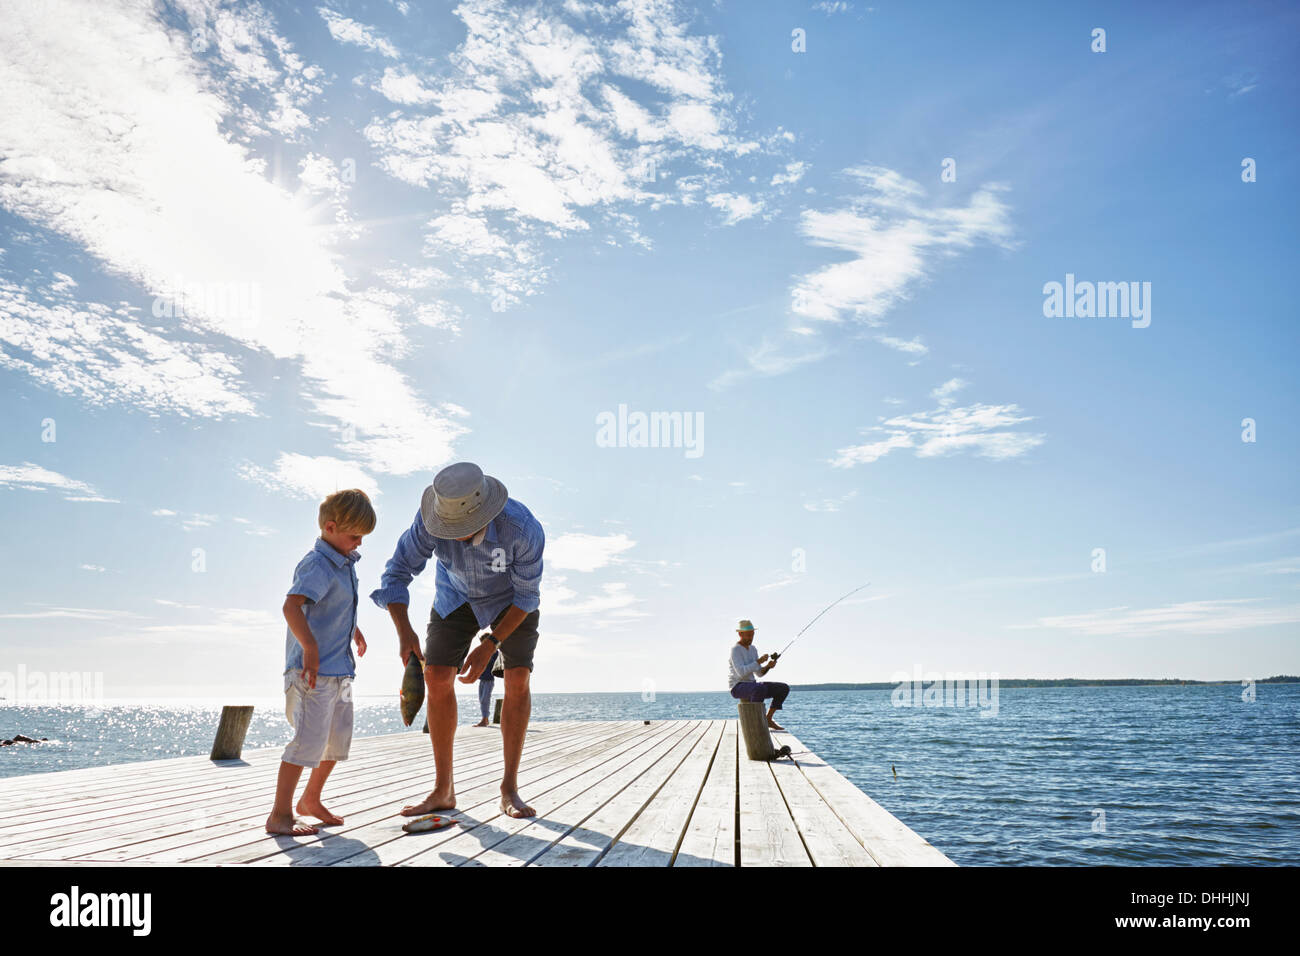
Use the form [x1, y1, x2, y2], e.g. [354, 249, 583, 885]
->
[319, 489, 377, 535]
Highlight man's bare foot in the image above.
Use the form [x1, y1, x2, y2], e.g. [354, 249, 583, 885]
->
[500, 788, 535, 818]
[473, 717, 490, 727]
[402, 787, 456, 816]
[296, 797, 343, 825]
[265, 812, 319, 836]
[767, 718, 785, 731]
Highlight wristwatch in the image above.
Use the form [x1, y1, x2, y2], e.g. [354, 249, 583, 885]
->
[483, 633, 501, 647]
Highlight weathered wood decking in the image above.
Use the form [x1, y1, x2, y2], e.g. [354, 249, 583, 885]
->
[0, 720, 953, 866]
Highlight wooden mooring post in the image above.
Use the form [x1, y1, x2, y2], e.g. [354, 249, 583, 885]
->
[210, 705, 255, 760]
[493, 698, 503, 724]
[737, 701, 775, 760]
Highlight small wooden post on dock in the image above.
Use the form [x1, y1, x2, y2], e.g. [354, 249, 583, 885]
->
[492, 698, 503, 724]
[737, 701, 775, 761]
[210, 705, 254, 760]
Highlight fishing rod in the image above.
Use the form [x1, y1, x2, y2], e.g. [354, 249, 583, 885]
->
[768, 582, 871, 663]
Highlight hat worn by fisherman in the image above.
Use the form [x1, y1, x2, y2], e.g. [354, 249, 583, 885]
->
[737, 619, 755, 632]
[420, 462, 509, 539]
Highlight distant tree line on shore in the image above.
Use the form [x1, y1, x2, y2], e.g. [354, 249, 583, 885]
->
[789, 676, 1300, 691]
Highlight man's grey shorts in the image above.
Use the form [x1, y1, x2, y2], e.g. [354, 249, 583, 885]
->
[425, 603, 540, 672]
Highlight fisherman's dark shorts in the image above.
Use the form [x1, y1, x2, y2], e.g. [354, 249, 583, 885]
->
[730, 681, 790, 710]
[426, 603, 540, 673]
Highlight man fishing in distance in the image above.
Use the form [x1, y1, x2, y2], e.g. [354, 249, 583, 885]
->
[728, 619, 790, 731]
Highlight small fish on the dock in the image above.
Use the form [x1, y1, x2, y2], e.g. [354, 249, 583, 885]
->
[402, 814, 457, 834]
[400, 652, 426, 726]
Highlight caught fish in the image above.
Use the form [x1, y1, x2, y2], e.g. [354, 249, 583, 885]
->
[402, 814, 457, 834]
[400, 651, 426, 726]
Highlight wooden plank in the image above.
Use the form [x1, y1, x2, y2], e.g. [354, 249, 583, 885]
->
[598, 720, 724, 867]
[452, 717, 707, 868]
[6, 722, 608, 863]
[131, 720, 629, 865]
[778, 730, 954, 866]
[0, 729, 507, 851]
[672, 719, 736, 867]
[243, 720, 684, 867]
[521, 721, 714, 867]
[395, 721, 702, 868]
[766, 733, 877, 867]
[737, 727, 810, 867]
[0, 728, 433, 813]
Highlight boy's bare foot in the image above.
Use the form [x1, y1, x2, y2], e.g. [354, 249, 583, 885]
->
[500, 788, 535, 818]
[767, 718, 785, 731]
[265, 812, 319, 836]
[296, 797, 343, 825]
[402, 787, 456, 815]
[473, 717, 490, 727]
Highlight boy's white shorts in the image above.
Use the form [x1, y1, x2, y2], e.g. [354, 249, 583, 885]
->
[282, 672, 353, 768]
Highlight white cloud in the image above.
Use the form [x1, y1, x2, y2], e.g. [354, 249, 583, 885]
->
[547, 532, 636, 572]
[544, 576, 645, 624]
[0, 463, 116, 503]
[317, 7, 400, 58]
[1015, 599, 1300, 637]
[791, 166, 1014, 326]
[831, 385, 1044, 467]
[238, 453, 381, 501]
[876, 334, 929, 356]
[0, 0, 466, 482]
[361, 0, 767, 307]
[706, 192, 763, 224]
[0, 273, 254, 420]
[770, 161, 809, 187]
[931, 377, 968, 405]
[374, 66, 438, 105]
[803, 489, 859, 512]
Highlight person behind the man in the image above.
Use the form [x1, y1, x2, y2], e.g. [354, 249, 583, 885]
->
[728, 619, 789, 730]
[371, 462, 544, 819]
[475, 648, 500, 728]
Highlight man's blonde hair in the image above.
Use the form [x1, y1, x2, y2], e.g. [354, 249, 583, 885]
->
[318, 489, 377, 535]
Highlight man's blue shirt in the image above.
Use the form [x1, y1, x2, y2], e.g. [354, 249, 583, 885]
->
[285, 538, 360, 677]
[370, 497, 544, 628]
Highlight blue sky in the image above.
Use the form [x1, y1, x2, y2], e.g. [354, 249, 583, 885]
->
[0, 0, 1297, 699]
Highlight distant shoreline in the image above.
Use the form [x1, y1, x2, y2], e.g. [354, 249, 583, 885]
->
[789, 676, 1300, 691]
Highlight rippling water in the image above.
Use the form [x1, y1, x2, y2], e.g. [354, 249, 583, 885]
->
[3, 683, 1296, 865]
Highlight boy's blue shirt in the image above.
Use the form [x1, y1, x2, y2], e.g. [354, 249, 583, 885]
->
[285, 537, 361, 678]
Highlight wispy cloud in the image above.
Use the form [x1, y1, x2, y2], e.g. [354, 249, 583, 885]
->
[317, 6, 400, 59]
[0, 463, 117, 503]
[546, 532, 636, 572]
[1013, 599, 1300, 637]
[831, 383, 1044, 467]
[803, 489, 859, 512]
[790, 166, 1014, 327]
[0, 0, 465, 485]
[238, 453, 383, 501]
[361, 0, 777, 307]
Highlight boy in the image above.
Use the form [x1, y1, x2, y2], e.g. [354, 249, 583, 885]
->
[265, 489, 376, 836]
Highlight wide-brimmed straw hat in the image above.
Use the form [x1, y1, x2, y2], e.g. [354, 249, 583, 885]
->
[420, 462, 508, 539]
[737, 619, 755, 632]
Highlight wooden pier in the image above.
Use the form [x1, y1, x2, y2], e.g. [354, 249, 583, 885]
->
[0, 719, 953, 866]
